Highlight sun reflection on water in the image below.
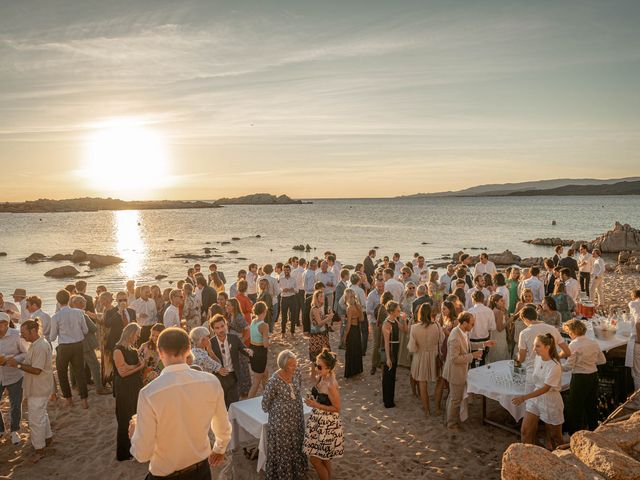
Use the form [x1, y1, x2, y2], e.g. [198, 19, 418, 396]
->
[114, 210, 145, 279]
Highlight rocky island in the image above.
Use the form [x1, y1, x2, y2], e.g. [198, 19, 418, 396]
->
[0, 197, 222, 213]
[212, 193, 307, 206]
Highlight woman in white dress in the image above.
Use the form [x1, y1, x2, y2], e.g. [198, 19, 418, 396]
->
[512, 333, 564, 449]
[487, 294, 510, 362]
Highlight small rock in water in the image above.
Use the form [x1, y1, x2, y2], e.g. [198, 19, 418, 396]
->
[155, 274, 168, 280]
[228, 250, 239, 254]
[231, 237, 240, 241]
[0, 252, 6, 257]
[256, 235, 262, 238]
[552, 220, 557, 225]
[168, 239, 174, 242]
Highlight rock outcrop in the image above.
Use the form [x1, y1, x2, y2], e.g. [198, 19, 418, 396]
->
[453, 250, 521, 266]
[87, 254, 123, 268]
[524, 238, 574, 246]
[25, 253, 46, 263]
[502, 444, 583, 480]
[591, 222, 640, 253]
[24, 251, 122, 268]
[44, 265, 80, 278]
[501, 411, 640, 480]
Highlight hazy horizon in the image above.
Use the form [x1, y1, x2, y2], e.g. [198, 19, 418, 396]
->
[2, 0, 640, 201]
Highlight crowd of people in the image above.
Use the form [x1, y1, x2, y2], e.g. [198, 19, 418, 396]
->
[0, 243, 639, 479]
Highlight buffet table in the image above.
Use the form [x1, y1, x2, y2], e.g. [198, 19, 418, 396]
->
[228, 396, 312, 472]
[467, 328, 629, 434]
[467, 360, 571, 433]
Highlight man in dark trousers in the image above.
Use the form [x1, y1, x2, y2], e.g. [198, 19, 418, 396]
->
[196, 276, 217, 321]
[209, 315, 252, 409]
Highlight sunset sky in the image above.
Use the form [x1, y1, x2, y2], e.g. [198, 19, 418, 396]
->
[1, 0, 639, 200]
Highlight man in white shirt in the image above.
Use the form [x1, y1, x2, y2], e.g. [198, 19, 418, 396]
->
[25, 295, 52, 342]
[6, 319, 53, 455]
[474, 253, 497, 277]
[292, 258, 306, 325]
[279, 264, 298, 336]
[0, 312, 29, 444]
[258, 264, 280, 323]
[383, 268, 404, 303]
[561, 268, 580, 302]
[414, 256, 430, 284]
[163, 289, 183, 328]
[50, 289, 89, 408]
[465, 275, 491, 309]
[589, 249, 605, 306]
[392, 253, 403, 278]
[327, 254, 342, 284]
[522, 266, 545, 305]
[130, 285, 158, 344]
[246, 263, 259, 303]
[315, 261, 336, 314]
[440, 264, 456, 294]
[516, 306, 570, 393]
[468, 291, 496, 366]
[130, 327, 232, 478]
[578, 244, 593, 297]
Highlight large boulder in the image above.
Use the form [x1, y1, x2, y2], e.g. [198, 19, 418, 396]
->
[25, 253, 46, 263]
[591, 222, 640, 253]
[488, 250, 521, 265]
[520, 257, 544, 267]
[87, 254, 123, 268]
[552, 449, 604, 480]
[44, 265, 80, 278]
[71, 249, 88, 262]
[524, 238, 573, 246]
[49, 253, 72, 261]
[502, 443, 584, 480]
[570, 430, 640, 480]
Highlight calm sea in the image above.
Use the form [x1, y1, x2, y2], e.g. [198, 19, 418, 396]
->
[1, 196, 639, 312]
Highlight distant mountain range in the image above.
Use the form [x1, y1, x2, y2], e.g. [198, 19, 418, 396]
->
[399, 176, 640, 198]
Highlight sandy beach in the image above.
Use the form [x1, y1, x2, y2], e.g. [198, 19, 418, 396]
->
[1, 271, 638, 480]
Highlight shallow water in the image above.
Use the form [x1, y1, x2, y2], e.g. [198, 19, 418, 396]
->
[1, 195, 638, 311]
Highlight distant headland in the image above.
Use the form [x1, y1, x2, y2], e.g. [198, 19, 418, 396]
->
[0, 193, 306, 213]
[398, 176, 640, 198]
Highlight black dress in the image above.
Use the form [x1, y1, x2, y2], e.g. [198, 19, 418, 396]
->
[344, 321, 363, 378]
[382, 319, 399, 408]
[113, 345, 143, 461]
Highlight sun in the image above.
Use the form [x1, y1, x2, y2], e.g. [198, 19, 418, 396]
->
[81, 118, 171, 198]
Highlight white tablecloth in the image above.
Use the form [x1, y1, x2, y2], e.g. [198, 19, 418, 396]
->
[227, 396, 312, 472]
[587, 330, 628, 352]
[467, 360, 572, 421]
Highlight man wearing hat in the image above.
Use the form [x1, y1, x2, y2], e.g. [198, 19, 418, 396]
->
[0, 312, 29, 444]
[12, 289, 29, 324]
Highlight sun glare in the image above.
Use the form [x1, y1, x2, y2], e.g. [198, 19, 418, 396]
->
[82, 119, 171, 198]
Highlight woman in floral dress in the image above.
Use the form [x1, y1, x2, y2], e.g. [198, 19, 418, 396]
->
[262, 350, 307, 480]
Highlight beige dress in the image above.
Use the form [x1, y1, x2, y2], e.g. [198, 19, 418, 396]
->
[408, 323, 444, 382]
